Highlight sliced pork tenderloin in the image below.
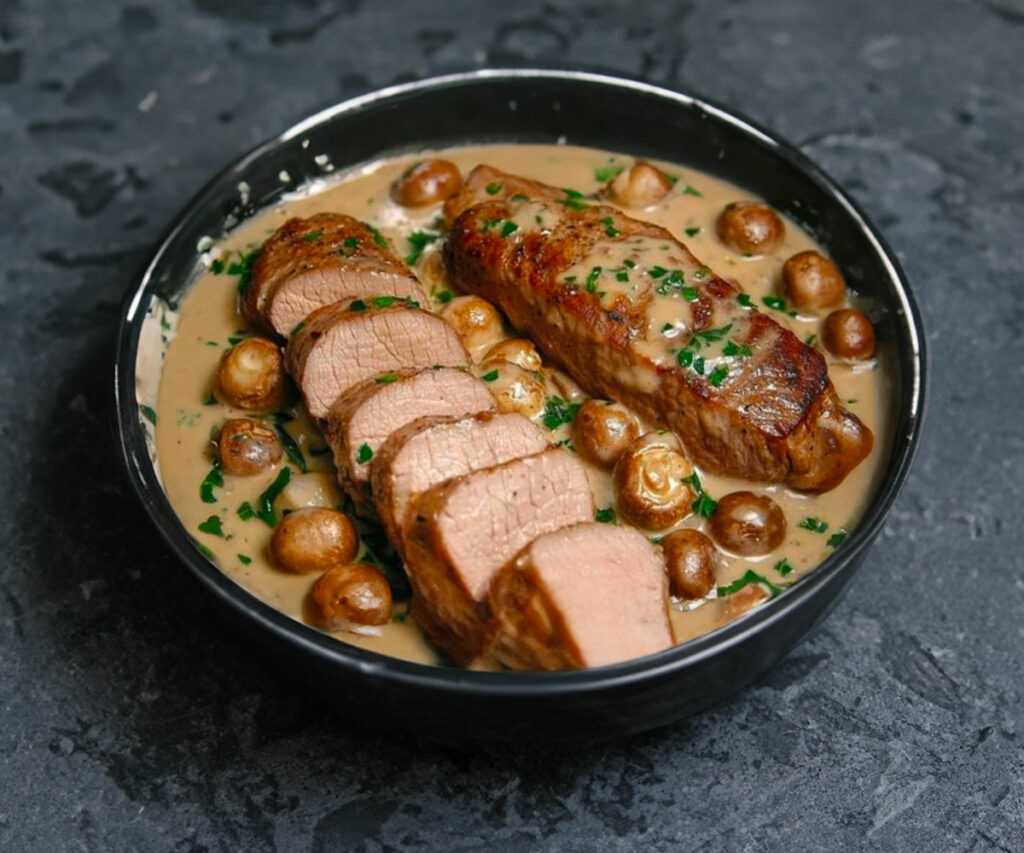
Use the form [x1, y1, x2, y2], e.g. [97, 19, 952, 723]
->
[489, 522, 674, 670]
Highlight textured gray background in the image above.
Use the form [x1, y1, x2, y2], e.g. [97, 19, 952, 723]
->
[1, 0, 1022, 850]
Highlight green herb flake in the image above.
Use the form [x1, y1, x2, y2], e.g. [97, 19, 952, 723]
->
[344, 236, 360, 249]
[827, 530, 848, 548]
[681, 286, 699, 302]
[273, 414, 307, 473]
[775, 558, 794, 577]
[683, 472, 718, 518]
[140, 404, 158, 425]
[799, 516, 829, 533]
[648, 266, 669, 279]
[485, 182, 503, 195]
[200, 462, 223, 504]
[510, 193, 531, 201]
[301, 229, 323, 242]
[349, 298, 367, 312]
[198, 515, 225, 538]
[437, 290, 454, 303]
[237, 502, 255, 521]
[718, 569, 784, 598]
[682, 185, 703, 197]
[373, 296, 396, 308]
[595, 507, 616, 524]
[601, 216, 619, 237]
[542, 395, 581, 431]
[290, 321, 306, 337]
[203, 392, 218, 406]
[737, 293, 754, 308]
[616, 271, 629, 282]
[404, 229, 440, 265]
[367, 224, 389, 249]
[762, 295, 789, 313]
[709, 365, 729, 387]
[375, 372, 399, 384]
[357, 443, 374, 464]
[238, 553, 253, 565]
[595, 164, 624, 182]
[806, 334, 818, 346]
[256, 467, 292, 527]
[230, 250, 258, 295]
[481, 369, 499, 382]
[558, 188, 589, 211]
[586, 266, 602, 293]
[684, 227, 701, 237]
[723, 341, 752, 358]
[690, 323, 733, 349]
[191, 538, 216, 561]
[501, 220, 519, 238]
[623, 259, 637, 269]
[210, 258, 225, 274]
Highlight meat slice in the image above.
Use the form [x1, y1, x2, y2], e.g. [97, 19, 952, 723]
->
[489, 523, 674, 670]
[404, 447, 594, 665]
[325, 368, 496, 511]
[371, 411, 550, 552]
[285, 299, 469, 419]
[444, 167, 873, 491]
[241, 212, 426, 336]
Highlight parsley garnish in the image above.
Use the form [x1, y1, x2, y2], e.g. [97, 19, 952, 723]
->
[709, 365, 729, 387]
[437, 290, 453, 303]
[558, 188, 589, 211]
[302, 229, 322, 242]
[501, 221, 519, 237]
[349, 299, 367, 311]
[210, 258, 225, 274]
[805, 334, 818, 346]
[601, 216, 619, 237]
[200, 461, 223, 504]
[595, 507, 616, 524]
[237, 502, 255, 521]
[357, 443, 374, 464]
[229, 250, 258, 295]
[481, 369, 499, 382]
[648, 266, 668, 279]
[238, 553, 252, 565]
[485, 182, 502, 195]
[800, 516, 828, 533]
[722, 341, 752, 358]
[763, 295, 796, 315]
[510, 193, 530, 201]
[718, 569, 784, 598]
[198, 515, 225, 538]
[542, 396, 581, 430]
[256, 467, 291, 526]
[586, 266, 602, 293]
[366, 224, 389, 248]
[373, 296, 396, 308]
[404, 229, 440, 265]
[684, 227, 701, 237]
[775, 558, 794, 577]
[140, 404, 157, 425]
[683, 472, 718, 518]
[595, 164, 624, 182]
[737, 293, 753, 307]
[682, 185, 703, 197]
[375, 372, 398, 384]
[827, 530, 848, 548]
[691, 323, 733, 348]
[273, 413, 307, 472]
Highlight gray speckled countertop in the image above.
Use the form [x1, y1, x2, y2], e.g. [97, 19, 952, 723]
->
[1, 1, 1022, 850]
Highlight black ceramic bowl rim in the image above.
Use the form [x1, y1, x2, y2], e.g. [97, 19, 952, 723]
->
[114, 69, 926, 703]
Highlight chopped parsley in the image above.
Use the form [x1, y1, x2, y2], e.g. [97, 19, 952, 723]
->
[805, 334, 818, 346]
[601, 216, 619, 237]
[595, 164, 624, 182]
[485, 182, 502, 195]
[210, 258, 225, 274]
[198, 515, 225, 538]
[684, 227, 701, 237]
[373, 296, 396, 308]
[357, 443, 374, 464]
[404, 229, 440, 265]
[586, 266, 602, 293]
[763, 295, 796, 316]
[737, 293, 754, 308]
[203, 392, 217, 406]
[542, 395, 581, 430]
[501, 221, 519, 237]
[289, 320, 305, 337]
[510, 193, 530, 201]
[722, 341, 753, 358]
[256, 467, 291, 526]
[595, 507, 616, 524]
[437, 289, 454, 303]
[238, 553, 252, 565]
[301, 229, 323, 242]
[237, 501, 255, 521]
[375, 372, 399, 384]
[481, 369, 499, 382]
[192, 538, 216, 561]
[623, 259, 637, 269]
[774, 558, 794, 577]
[616, 271, 629, 282]
[799, 516, 829, 533]
[229, 250, 258, 295]
[273, 413, 307, 473]
[558, 188, 589, 211]
[683, 472, 718, 518]
[709, 365, 729, 387]
[366, 223, 389, 248]
[827, 529, 848, 548]
[200, 461, 223, 504]
[648, 266, 668, 279]
[690, 323, 733, 348]
[718, 569, 785, 598]
[682, 185, 703, 197]
[349, 298, 367, 312]
[140, 404, 157, 425]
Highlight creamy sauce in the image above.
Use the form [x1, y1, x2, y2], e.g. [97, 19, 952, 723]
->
[151, 144, 893, 667]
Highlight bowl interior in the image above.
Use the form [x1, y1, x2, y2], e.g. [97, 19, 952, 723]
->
[116, 70, 925, 699]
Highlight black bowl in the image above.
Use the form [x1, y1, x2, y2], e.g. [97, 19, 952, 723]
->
[114, 70, 926, 743]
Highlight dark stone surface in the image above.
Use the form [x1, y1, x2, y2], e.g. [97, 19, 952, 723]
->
[1, 0, 1022, 850]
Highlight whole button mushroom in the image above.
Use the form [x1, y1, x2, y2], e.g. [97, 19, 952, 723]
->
[480, 362, 546, 418]
[710, 491, 786, 556]
[822, 309, 875, 360]
[607, 160, 674, 208]
[440, 295, 505, 354]
[782, 250, 847, 312]
[390, 159, 462, 207]
[716, 201, 785, 255]
[217, 417, 282, 476]
[215, 336, 287, 411]
[270, 507, 359, 575]
[311, 564, 393, 629]
[483, 338, 543, 373]
[571, 399, 641, 469]
[613, 432, 696, 531]
[662, 529, 718, 600]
